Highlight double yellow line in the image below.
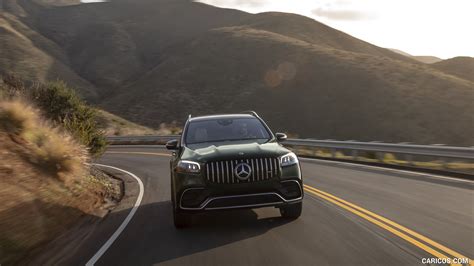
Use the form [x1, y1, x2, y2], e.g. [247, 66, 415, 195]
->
[304, 184, 472, 266]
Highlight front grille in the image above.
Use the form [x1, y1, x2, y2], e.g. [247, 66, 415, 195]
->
[206, 158, 280, 184]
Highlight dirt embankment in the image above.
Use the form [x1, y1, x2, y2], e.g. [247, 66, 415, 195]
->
[0, 100, 122, 264]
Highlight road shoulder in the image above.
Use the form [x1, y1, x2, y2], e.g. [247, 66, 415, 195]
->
[26, 166, 141, 265]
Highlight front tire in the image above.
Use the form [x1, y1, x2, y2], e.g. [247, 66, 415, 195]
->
[280, 202, 302, 219]
[173, 207, 191, 228]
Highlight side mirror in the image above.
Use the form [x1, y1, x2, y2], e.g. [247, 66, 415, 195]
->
[166, 139, 179, 150]
[275, 133, 287, 142]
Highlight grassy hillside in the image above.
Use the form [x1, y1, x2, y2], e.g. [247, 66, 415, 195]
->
[432, 57, 474, 83]
[0, 11, 98, 101]
[0, 80, 120, 264]
[96, 109, 180, 136]
[413, 56, 443, 64]
[389, 49, 442, 64]
[1, 0, 473, 145]
[243, 13, 414, 63]
[103, 26, 474, 145]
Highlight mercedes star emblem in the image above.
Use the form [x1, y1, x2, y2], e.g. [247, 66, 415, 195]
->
[234, 162, 252, 180]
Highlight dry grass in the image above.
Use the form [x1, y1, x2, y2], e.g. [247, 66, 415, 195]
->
[0, 100, 87, 179]
[96, 109, 181, 136]
[0, 100, 36, 134]
[0, 99, 121, 264]
[446, 162, 474, 170]
[432, 57, 474, 82]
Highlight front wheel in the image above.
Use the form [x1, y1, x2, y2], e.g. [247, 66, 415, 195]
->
[280, 202, 302, 219]
[173, 207, 191, 228]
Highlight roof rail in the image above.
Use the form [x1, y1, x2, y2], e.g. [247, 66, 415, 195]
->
[241, 110, 259, 117]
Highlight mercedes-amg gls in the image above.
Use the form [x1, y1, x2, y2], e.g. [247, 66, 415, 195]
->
[166, 111, 303, 228]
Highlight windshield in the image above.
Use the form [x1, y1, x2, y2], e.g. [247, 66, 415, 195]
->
[185, 117, 271, 144]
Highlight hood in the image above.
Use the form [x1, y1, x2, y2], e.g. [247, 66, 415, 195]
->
[181, 140, 290, 162]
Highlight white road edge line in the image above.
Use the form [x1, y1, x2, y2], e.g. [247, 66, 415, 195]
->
[299, 157, 474, 184]
[85, 163, 145, 266]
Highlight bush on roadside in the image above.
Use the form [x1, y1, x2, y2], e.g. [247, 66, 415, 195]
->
[0, 100, 36, 135]
[0, 100, 87, 178]
[1, 75, 107, 156]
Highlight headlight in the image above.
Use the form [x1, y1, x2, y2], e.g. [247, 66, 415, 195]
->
[280, 152, 299, 167]
[176, 160, 201, 173]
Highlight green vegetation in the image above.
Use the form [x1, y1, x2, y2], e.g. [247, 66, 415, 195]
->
[1, 76, 107, 156]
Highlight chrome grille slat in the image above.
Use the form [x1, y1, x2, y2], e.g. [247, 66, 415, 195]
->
[226, 161, 230, 183]
[235, 160, 238, 183]
[211, 162, 215, 182]
[275, 158, 278, 176]
[235, 160, 240, 183]
[221, 161, 225, 184]
[269, 158, 273, 179]
[273, 158, 277, 176]
[256, 158, 260, 181]
[217, 161, 221, 184]
[251, 158, 255, 182]
[246, 159, 253, 183]
[265, 158, 269, 180]
[215, 162, 219, 184]
[230, 160, 235, 183]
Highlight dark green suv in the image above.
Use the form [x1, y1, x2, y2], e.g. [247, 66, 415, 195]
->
[166, 112, 303, 228]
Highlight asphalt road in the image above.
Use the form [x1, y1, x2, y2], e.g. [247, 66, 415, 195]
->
[49, 145, 474, 265]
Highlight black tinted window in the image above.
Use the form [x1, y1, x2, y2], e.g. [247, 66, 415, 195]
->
[185, 118, 271, 144]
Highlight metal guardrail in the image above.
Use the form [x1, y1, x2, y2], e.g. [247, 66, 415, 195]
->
[107, 135, 180, 145]
[106, 135, 474, 175]
[284, 139, 474, 159]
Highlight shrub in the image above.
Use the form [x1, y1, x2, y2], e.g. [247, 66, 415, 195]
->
[0, 100, 87, 176]
[0, 101, 36, 134]
[29, 128, 87, 177]
[1, 76, 107, 156]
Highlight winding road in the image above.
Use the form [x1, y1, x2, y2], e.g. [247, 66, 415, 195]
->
[49, 145, 474, 265]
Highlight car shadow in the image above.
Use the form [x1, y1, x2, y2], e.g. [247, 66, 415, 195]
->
[96, 200, 294, 265]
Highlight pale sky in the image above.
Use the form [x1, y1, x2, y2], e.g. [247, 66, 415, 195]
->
[197, 0, 474, 59]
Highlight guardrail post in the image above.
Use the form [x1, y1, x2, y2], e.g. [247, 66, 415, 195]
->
[405, 154, 414, 166]
[376, 152, 383, 162]
[441, 158, 448, 170]
[351, 150, 358, 161]
[331, 148, 336, 158]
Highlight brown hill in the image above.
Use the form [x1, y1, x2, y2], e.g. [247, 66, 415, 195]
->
[1, 0, 473, 145]
[0, 13, 98, 100]
[103, 26, 474, 145]
[413, 56, 443, 64]
[432, 57, 474, 83]
[389, 49, 442, 64]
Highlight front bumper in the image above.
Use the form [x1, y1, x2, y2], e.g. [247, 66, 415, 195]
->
[178, 179, 303, 211]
